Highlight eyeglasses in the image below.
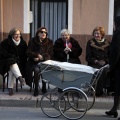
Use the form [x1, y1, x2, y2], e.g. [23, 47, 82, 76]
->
[40, 31, 47, 34]
[14, 34, 21, 36]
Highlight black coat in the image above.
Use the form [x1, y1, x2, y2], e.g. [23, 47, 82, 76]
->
[53, 37, 82, 64]
[109, 28, 120, 95]
[86, 38, 110, 68]
[86, 38, 110, 94]
[25, 37, 53, 87]
[0, 37, 27, 77]
[109, 29, 120, 71]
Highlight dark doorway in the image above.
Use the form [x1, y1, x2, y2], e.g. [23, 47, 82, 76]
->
[30, 0, 68, 42]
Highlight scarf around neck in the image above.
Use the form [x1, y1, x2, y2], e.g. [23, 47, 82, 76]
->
[12, 38, 21, 46]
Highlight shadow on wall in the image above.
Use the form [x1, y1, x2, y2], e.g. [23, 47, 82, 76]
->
[71, 34, 112, 65]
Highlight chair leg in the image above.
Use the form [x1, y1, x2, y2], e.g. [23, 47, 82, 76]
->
[7, 72, 9, 88]
[16, 79, 18, 92]
[3, 76, 5, 92]
[16, 78, 22, 92]
[3, 73, 9, 92]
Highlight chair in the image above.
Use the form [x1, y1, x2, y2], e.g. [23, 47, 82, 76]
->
[2, 72, 9, 92]
[2, 72, 22, 92]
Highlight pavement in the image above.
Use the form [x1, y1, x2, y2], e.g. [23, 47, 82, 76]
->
[0, 82, 115, 109]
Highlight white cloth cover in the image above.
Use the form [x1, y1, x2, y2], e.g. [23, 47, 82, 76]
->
[42, 60, 98, 74]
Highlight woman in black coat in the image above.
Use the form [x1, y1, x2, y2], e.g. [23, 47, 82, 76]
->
[86, 26, 110, 96]
[53, 29, 82, 93]
[0, 28, 27, 95]
[54, 29, 82, 64]
[105, 16, 120, 119]
[25, 27, 53, 96]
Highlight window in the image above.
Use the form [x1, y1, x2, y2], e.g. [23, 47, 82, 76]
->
[30, 0, 68, 42]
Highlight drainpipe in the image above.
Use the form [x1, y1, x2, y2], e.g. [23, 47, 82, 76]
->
[0, 0, 3, 42]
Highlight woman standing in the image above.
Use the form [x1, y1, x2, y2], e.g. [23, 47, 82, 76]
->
[0, 28, 27, 95]
[105, 16, 120, 119]
[25, 27, 53, 96]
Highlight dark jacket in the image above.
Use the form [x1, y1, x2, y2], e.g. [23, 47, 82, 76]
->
[109, 28, 120, 95]
[109, 29, 120, 71]
[86, 38, 110, 68]
[53, 37, 82, 64]
[86, 38, 110, 94]
[0, 37, 27, 76]
[25, 37, 53, 87]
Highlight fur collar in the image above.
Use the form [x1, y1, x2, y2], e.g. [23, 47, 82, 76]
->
[90, 39, 110, 51]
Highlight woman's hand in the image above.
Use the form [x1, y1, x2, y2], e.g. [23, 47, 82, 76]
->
[98, 60, 106, 66]
[94, 60, 106, 66]
[38, 54, 43, 60]
[34, 58, 39, 61]
[64, 47, 71, 54]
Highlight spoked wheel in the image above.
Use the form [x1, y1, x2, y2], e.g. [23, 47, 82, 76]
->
[59, 88, 88, 120]
[40, 88, 64, 118]
[85, 86, 95, 110]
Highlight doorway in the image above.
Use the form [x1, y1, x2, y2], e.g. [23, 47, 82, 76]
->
[30, 0, 68, 42]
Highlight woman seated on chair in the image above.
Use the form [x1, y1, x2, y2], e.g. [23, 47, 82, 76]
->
[86, 26, 110, 96]
[53, 29, 82, 92]
[25, 27, 53, 96]
[0, 28, 27, 96]
[53, 29, 82, 63]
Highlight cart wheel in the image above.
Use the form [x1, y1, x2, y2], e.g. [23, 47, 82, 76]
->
[85, 86, 95, 110]
[81, 84, 96, 110]
[40, 88, 64, 118]
[59, 88, 88, 120]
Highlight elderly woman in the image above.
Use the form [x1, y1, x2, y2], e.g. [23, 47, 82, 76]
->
[0, 28, 27, 95]
[54, 29, 82, 64]
[53, 29, 82, 92]
[86, 26, 110, 96]
[25, 27, 53, 96]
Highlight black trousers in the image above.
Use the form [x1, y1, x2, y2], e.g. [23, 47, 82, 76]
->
[33, 65, 46, 90]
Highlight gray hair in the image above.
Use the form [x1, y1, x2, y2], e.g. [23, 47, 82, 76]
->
[61, 29, 70, 35]
[9, 28, 21, 37]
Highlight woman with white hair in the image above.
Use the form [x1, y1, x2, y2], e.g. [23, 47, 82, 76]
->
[53, 29, 82, 92]
[53, 29, 82, 63]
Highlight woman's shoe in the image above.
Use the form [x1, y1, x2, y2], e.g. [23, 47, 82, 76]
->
[18, 76, 25, 86]
[8, 88, 14, 96]
[34, 89, 39, 96]
[105, 111, 118, 118]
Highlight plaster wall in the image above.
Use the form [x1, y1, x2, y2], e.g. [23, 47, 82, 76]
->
[72, 0, 109, 35]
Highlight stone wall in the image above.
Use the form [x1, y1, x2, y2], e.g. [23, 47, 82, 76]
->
[71, 34, 112, 65]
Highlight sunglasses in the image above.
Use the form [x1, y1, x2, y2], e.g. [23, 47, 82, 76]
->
[40, 31, 47, 34]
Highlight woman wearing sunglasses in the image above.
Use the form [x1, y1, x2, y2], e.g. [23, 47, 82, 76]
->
[25, 27, 53, 96]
